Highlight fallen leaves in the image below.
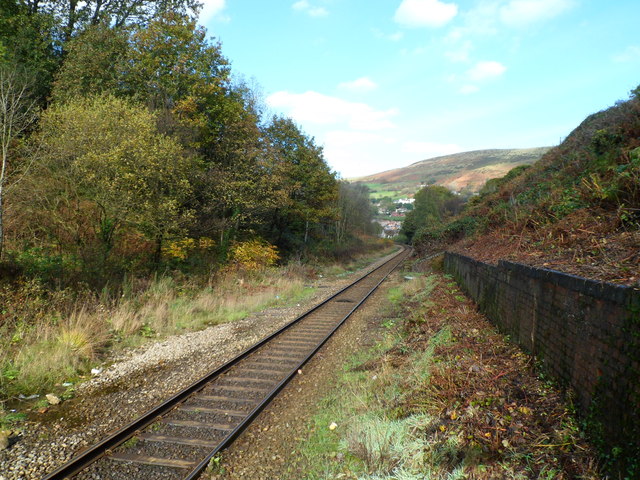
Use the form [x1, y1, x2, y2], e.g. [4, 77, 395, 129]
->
[392, 272, 599, 478]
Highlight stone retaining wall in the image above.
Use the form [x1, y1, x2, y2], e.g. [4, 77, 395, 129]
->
[444, 251, 639, 451]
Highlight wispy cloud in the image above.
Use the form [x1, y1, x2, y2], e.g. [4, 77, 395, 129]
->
[267, 91, 398, 131]
[445, 39, 473, 62]
[613, 45, 640, 63]
[292, 0, 328, 18]
[324, 131, 398, 177]
[338, 77, 378, 93]
[499, 0, 575, 28]
[459, 84, 480, 95]
[466, 60, 507, 81]
[446, 61, 506, 94]
[394, 0, 458, 28]
[199, 0, 228, 22]
[373, 28, 405, 42]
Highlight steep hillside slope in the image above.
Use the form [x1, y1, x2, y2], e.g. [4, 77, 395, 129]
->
[354, 147, 550, 196]
[417, 87, 640, 286]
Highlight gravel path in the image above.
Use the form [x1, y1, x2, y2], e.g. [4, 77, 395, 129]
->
[0, 250, 399, 480]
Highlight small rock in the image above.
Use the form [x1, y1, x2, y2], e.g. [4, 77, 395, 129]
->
[45, 394, 61, 405]
[17, 394, 39, 400]
[297, 369, 303, 375]
[90, 368, 102, 375]
[0, 431, 9, 450]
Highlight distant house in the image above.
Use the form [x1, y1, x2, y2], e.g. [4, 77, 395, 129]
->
[397, 198, 415, 205]
[374, 219, 402, 238]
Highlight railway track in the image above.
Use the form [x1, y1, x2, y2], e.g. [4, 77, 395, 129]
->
[43, 246, 411, 480]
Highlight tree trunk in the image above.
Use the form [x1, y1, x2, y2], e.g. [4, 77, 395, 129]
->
[65, 0, 79, 42]
[153, 234, 163, 267]
[304, 219, 309, 244]
[0, 184, 4, 260]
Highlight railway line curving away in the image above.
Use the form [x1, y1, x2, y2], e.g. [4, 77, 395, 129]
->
[42, 246, 411, 480]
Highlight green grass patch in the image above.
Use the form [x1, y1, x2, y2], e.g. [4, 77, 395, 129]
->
[292, 274, 467, 480]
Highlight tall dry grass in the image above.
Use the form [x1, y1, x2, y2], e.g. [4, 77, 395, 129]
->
[1, 264, 314, 400]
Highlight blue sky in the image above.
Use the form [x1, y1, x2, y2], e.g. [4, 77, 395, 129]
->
[200, 1, 640, 178]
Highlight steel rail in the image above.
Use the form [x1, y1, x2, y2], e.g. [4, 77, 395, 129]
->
[42, 246, 410, 480]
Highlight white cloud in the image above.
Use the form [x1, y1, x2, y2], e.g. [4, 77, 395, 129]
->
[613, 45, 640, 63]
[267, 91, 398, 131]
[460, 84, 480, 94]
[373, 29, 405, 42]
[401, 141, 461, 157]
[499, 0, 575, 28]
[466, 61, 507, 81]
[292, 0, 329, 17]
[324, 131, 399, 177]
[199, 0, 227, 23]
[445, 39, 473, 62]
[394, 0, 458, 28]
[338, 77, 378, 92]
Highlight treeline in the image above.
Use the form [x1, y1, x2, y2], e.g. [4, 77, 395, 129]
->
[0, 1, 377, 286]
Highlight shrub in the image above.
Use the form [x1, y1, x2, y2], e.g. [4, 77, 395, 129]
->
[229, 239, 279, 271]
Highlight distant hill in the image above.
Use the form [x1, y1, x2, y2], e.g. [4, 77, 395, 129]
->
[418, 88, 640, 288]
[353, 147, 551, 197]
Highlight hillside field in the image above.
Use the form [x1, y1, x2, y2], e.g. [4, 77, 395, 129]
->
[353, 147, 550, 200]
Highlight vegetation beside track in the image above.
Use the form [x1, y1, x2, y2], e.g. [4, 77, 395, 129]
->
[0, 239, 393, 429]
[291, 258, 599, 479]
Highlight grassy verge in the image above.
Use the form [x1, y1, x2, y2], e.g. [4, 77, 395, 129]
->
[0, 243, 395, 428]
[0, 264, 314, 404]
[292, 263, 600, 479]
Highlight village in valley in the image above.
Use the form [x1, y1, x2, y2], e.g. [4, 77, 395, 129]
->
[372, 194, 415, 238]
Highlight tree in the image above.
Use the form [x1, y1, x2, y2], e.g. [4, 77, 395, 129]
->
[264, 116, 338, 251]
[51, 23, 130, 103]
[335, 182, 376, 243]
[25, 94, 196, 270]
[122, 12, 229, 110]
[400, 185, 462, 242]
[0, 1, 59, 103]
[19, 0, 201, 42]
[0, 65, 38, 259]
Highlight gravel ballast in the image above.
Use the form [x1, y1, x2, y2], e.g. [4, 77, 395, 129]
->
[0, 250, 399, 480]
